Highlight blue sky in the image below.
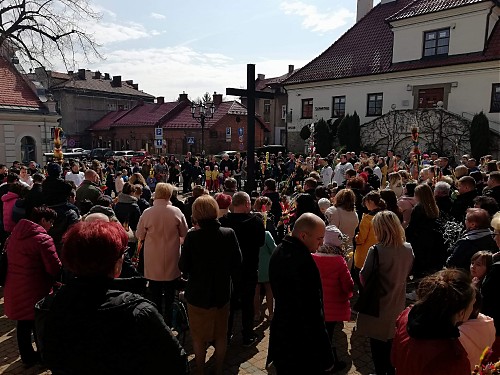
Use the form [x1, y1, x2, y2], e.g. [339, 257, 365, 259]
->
[75, 0, 380, 101]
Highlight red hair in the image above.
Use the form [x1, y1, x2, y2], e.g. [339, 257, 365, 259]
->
[62, 221, 128, 277]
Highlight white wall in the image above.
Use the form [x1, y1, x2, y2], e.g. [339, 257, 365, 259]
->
[392, 8, 489, 63]
[286, 65, 500, 133]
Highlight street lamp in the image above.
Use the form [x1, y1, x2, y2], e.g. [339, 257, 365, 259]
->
[191, 102, 215, 156]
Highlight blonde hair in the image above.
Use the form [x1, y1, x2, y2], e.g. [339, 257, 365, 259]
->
[492, 212, 500, 232]
[154, 183, 173, 200]
[372, 210, 405, 248]
[415, 183, 439, 219]
[192, 195, 219, 223]
[388, 172, 402, 187]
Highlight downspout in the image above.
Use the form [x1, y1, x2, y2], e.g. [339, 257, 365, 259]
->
[484, 4, 496, 52]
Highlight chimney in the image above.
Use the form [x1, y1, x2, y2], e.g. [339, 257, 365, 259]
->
[104, 73, 110, 80]
[257, 74, 265, 80]
[132, 83, 139, 90]
[157, 96, 165, 104]
[45, 99, 57, 113]
[126, 80, 133, 85]
[93, 71, 101, 79]
[178, 92, 189, 102]
[112, 75, 122, 87]
[213, 91, 223, 106]
[68, 70, 74, 76]
[288, 65, 294, 73]
[357, 0, 373, 22]
[77, 69, 86, 80]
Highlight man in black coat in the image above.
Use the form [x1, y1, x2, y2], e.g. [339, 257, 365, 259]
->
[267, 213, 334, 375]
[451, 176, 477, 223]
[483, 171, 500, 205]
[219, 191, 265, 346]
[446, 208, 498, 270]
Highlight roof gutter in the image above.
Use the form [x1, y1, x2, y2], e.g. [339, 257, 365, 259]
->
[484, 3, 496, 52]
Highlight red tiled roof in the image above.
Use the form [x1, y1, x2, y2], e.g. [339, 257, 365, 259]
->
[387, 0, 487, 22]
[113, 101, 187, 127]
[256, 70, 296, 91]
[165, 101, 271, 132]
[87, 110, 129, 131]
[284, 0, 500, 85]
[52, 70, 154, 98]
[0, 57, 44, 110]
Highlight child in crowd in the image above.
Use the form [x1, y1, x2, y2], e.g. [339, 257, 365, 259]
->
[211, 165, 220, 192]
[204, 166, 212, 192]
[115, 171, 124, 194]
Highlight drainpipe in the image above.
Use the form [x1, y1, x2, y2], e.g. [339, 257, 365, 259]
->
[484, 4, 495, 52]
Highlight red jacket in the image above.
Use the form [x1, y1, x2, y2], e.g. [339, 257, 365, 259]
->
[312, 253, 354, 322]
[4, 219, 61, 321]
[2, 191, 19, 232]
[392, 307, 470, 375]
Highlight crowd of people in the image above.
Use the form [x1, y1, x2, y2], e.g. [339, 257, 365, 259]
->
[0, 147, 499, 374]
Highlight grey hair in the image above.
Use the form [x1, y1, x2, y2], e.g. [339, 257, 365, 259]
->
[434, 181, 451, 197]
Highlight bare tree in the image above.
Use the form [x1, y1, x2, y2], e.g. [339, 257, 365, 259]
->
[0, 0, 102, 68]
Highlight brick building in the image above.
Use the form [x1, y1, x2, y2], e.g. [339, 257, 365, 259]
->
[88, 93, 270, 156]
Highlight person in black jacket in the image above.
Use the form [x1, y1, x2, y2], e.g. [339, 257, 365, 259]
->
[35, 221, 188, 375]
[451, 176, 478, 223]
[219, 191, 266, 346]
[267, 213, 334, 374]
[446, 208, 497, 270]
[179, 195, 241, 374]
[24, 173, 45, 218]
[113, 183, 141, 258]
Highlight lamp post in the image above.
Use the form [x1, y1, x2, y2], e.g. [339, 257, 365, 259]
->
[191, 102, 215, 156]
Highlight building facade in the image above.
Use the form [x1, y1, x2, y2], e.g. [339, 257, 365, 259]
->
[283, 0, 500, 155]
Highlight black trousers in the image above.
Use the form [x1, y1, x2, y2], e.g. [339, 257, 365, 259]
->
[148, 280, 177, 326]
[17, 320, 37, 363]
[229, 273, 257, 340]
[370, 338, 395, 375]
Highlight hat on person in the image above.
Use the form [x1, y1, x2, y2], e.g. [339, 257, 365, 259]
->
[215, 193, 232, 210]
[323, 225, 343, 248]
[47, 162, 62, 177]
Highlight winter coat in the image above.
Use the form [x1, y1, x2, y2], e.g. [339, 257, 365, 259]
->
[392, 307, 470, 375]
[135, 199, 188, 281]
[42, 176, 72, 206]
[4, 219, 61, 320]
[35, 277, 188, 375]
[450, 190, 477, 223]
[405, 204, 446, 277]
[75, 180, 103, 209]
[324, 206, 359, 242]
[458, 313, 496, 370]
[258, 231, 277, 283]
[262, 190, 282, 226]
[356, 243, 414, 341]
[397, 195, 417, 228]
[312, 253, 353, 322]
[446, 229, 497, 271]
[114, 193, 141, 231]
[25, 183, 44, 218]
[219, 212, 266, 276]
[480, 260, 500, 335]
[2, 191, 19, 232]
[179, 219, 242, 309]
[354, 211, 378, 269]
[267, 235, 334, 373]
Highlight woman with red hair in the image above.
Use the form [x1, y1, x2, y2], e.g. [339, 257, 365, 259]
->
[35, 221, 188, 374]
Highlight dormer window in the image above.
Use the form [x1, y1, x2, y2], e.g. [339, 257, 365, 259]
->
[423, 28, 450, 57]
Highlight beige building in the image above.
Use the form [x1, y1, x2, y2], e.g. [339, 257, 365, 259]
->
[0, 56, 60, 165]
[284, 0, 500, 155]
[31, 68, 155, 149]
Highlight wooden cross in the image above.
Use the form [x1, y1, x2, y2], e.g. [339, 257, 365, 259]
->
[226, 64, 274, 193]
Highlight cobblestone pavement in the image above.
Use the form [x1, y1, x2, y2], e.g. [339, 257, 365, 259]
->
[0, 287, 375, 374]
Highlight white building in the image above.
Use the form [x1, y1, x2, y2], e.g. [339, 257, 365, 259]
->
[283, 0, 500, 155]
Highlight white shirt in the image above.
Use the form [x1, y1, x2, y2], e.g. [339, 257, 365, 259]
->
[373, 166, 382, 181]
[65, 171, 85, 187]
[333, 162, 353, 185]
[320, 165, 333, 186]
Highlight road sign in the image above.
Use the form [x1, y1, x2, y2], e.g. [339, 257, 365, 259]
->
[226, 127, 231, 142]
[238, 127, 244, 136]
[155, 139, 163, 148]
[155, 128, 163, 139]
[238, 135, 243, 143]
[187, 137, 195, 145]
[68, 139, 76, 147]
[239, 142, 244, 150]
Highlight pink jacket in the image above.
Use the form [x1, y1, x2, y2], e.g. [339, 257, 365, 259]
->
[2, 191, 19, 232]
[397, 196, 417, 228]
[312, 253, 354, 322]
[136, 199, 188, 281]
[4, 219, 61, 320]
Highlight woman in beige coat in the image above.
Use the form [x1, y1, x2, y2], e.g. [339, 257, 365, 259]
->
[136, 183, 188, 325]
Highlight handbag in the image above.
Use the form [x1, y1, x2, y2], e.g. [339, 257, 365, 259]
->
[353, 245, 383, 317]
[0, 238, 10, 287]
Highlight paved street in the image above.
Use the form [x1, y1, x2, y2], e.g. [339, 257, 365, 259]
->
[0, 287, 375, 374]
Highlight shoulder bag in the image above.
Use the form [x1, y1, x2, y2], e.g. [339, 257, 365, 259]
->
[353, 245, 383, 317]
